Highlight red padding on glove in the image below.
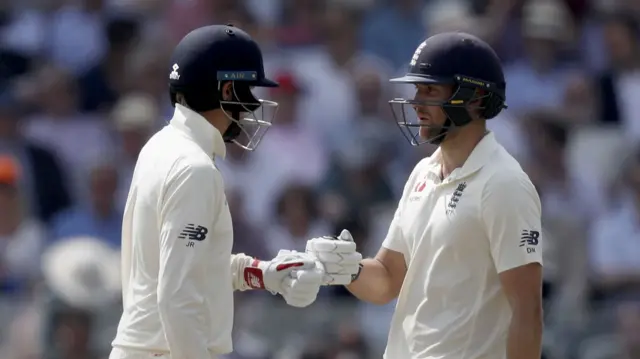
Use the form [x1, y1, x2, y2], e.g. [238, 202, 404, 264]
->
[275, 262, 305, 271]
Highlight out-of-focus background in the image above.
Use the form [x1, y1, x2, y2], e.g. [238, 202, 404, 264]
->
[1, 0, 640, 358]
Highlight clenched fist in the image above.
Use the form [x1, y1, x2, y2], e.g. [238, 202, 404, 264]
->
[305, 229, 363, 285]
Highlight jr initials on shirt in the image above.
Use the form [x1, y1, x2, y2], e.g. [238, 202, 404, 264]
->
[178, 224, 209, 247]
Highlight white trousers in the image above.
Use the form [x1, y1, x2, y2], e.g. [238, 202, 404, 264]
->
[109, 347, 221, 359]
[109, 347, 169, 359]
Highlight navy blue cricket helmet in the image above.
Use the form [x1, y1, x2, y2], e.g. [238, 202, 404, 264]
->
[168, 24, 279, 151]
[389, 32, 507, 146]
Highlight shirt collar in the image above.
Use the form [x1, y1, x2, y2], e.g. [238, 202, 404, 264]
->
[169, 104, 226, 160]
[424, 131, 499, 181]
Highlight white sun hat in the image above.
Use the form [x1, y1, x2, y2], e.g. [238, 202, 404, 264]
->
[42, 236, 121, 310]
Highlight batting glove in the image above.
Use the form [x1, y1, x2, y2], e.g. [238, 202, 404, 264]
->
[280, 254, 325, 308]
[242, 250, 318, 297]
[305, 229, 363, 285]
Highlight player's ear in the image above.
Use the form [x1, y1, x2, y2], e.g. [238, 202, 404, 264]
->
[470, 88, 486, 106]
[221, 82, 233, 101]
[466, 88, 487, 117]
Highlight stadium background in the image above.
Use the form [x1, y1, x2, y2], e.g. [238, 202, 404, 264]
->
[1, 0, 640, 358]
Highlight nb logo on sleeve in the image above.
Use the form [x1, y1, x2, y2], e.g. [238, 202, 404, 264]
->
[179, 224, 208, 247]
[519, 230, 540, 253]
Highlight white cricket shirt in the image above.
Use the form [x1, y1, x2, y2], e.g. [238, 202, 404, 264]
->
[382, 132, 542, 359]
[112, 104, 234, 358]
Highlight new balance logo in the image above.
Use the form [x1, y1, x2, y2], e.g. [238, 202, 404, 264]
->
[519, 229, 540, 253]
[169, 64, 180, 80]
[248, 272, 261, 288]
[243, 267, 265, 289]
[446, 182, 467, 215]
[178, 224, 208, 247]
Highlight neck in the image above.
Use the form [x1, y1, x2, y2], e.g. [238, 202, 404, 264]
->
[439, 121, 487, 179]
[201, 109, 231, 135]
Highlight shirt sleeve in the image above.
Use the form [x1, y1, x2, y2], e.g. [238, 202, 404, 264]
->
[156, 159, 220, 359]
[381, 206, 409, 263]
[481, 173, 543, 273]
[382, 162, 424, 264]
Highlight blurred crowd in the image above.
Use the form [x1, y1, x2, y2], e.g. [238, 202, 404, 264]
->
[1, 0, 640, 358]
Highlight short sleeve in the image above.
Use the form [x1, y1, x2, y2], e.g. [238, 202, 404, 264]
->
[381, 160, 427, 264]
[381, 206, 409, 262]
[481, 173, 543, 273]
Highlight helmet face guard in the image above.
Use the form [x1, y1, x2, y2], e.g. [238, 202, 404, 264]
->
[217, 71, 279, 151]
[388, 74, 506, 146]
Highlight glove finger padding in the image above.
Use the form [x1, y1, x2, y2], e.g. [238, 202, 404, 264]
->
[281, 271, 322, 308]
[322, 262, 348, 273]
[305, 229, 361, 286]
[281, 280, 313, 307]
[311, 251, 362, 266]
[256, 251, 317, 293]
[323, 273, 353, 285]
[294, 266, 324, 284]
[306, 238, 356, 253]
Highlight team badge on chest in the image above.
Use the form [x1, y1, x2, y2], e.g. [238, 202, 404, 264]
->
[446, 182, 467, 215]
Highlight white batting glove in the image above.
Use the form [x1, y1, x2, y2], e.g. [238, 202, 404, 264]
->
[280, 255, 325, 308]
[305, 229, 363, 285]
[242, 250, 317, 296]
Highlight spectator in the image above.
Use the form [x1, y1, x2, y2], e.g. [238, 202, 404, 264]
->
[275, 0, 323, 46]
[0, 156, 45, 296]
[616, 300, 640, 359]
[360, 0, 426, 68]
[597, 12, 640, 135]
[50, 161, 122, 249]
[124, 39, 172, 117]
[0, 1, 638, 358]
[318, 137, 395, 225]
[240, 72, 328, 226]
[504, 0, 575, 113]
[78, 17, 141, 114]
[45, 0, 108, 75]
[291, 3, 392, 145]
[47, 307, 98, 359]
[20, 64, 114, 198]
[588, 147, 640, 303]
[227, 187, 269, 261]
[264, 183, 330, 256]
[110, 92, 158, 210]
[0, 90, 71, 223]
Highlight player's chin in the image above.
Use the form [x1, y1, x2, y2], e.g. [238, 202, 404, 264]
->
[419, 126, 438, 140]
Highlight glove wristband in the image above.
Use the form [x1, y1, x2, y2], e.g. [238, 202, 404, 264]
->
[243, 259, 265, 289]
[351, 262, 364, 283]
